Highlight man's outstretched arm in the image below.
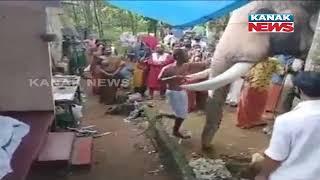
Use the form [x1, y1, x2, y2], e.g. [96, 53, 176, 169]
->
[255, 156, 281, 180]
[186, 68, 211, 81]
[256, 117, 291, 179]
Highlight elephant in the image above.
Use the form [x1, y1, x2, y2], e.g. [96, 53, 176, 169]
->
[181, 1, 320, 150]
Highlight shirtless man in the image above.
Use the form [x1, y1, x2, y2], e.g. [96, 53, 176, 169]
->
[158, 49, 208, 138]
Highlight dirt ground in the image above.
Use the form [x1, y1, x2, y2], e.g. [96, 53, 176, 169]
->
[154, 99, 271, 178]
[155, 99, 270, 160]
[28, 91, 179, 180]
[28, 86, 270, 180]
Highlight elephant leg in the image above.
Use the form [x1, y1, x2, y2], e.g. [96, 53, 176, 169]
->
[277, 75, 295, 114]
[278, 86, 295, 114]
[202, 86, 229, 149]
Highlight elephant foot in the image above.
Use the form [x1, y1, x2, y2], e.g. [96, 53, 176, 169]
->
[202, 144, 214, 152]
[201, 145, 216, 157]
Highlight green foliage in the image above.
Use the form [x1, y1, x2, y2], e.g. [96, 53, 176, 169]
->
[207, 15, 229, 31]
[62, 0, 230, 54]
[62, 0, 153, 42]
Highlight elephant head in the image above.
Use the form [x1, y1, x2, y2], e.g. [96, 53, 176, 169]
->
[182, 1, 319, 91]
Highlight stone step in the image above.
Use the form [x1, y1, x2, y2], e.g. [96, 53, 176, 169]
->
[37, 132, 75, 164]
[70, 137, 93, 167]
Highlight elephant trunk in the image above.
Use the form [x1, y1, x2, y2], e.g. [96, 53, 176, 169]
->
[182, 62, 253, 91]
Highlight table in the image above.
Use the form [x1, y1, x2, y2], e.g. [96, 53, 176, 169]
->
[52, 75, 81, 127]
[52, 75, 81, 102]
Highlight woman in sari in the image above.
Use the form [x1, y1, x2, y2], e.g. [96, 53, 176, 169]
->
[90, 43, 105, 95]
[146, 44, 174, 99]
[98, 56, 125, 105]
[132, 39, 151, 97]
[237, 57, 282, 129]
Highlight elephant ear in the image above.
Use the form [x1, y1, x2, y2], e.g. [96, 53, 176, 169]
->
[270, 30, 301, 57]
[270, 7, 312, 58]
[251, 8, 292, 57]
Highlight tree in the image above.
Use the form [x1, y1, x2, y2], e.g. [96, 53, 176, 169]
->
[93, 0, 104, 38]
[81, 1, 94, 30]
[146, 17, 158, 35]
[62, 1, 150, 41]
[71, 3, 80, 26]
[206, 16, 229, 52]
[128, 11, 137, 35]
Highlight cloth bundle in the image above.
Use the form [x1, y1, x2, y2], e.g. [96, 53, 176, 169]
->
[0, 116, 30, 179]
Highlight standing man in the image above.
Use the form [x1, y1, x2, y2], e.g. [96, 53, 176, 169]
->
[158, 48, 208, 138]
[191, 36, 207, 51]
[164, 32, 175, 47]
[158, 49, 190, 138]
[256, 71, 320, 180]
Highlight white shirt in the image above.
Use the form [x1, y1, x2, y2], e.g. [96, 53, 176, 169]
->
[151, 52, 168, 63]
[164, 34, 174, 45]
[291, 58, 304, 72]
[191, 41, 207, 50]
[265, 100, 320, 180]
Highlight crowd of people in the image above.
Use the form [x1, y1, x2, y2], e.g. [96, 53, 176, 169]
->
[82, 30, 312, 139]
[81, 27, 320, 180]
[82, 31, 212, 138]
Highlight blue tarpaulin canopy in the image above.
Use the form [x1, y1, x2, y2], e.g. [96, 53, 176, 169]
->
[108, 0, 249, 28]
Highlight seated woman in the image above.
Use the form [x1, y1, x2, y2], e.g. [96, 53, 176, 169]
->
[98, 56, 125, 105]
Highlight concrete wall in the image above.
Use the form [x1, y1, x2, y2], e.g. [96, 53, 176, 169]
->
[47, 7, 63, 64]
[0, 1, 56, 111]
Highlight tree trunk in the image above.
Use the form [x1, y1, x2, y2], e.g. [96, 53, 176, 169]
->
[128, 11, 136, 35]
[305, 12, 320, 71]
[147, 19, 157, 36]
[72, 4, 79, 26]
[81, 1, 93, 31]
[93, 0, 104, 38]
[119, 11, 124, 32]
[159, 23, 165, 39]
[154, 22, 157, 36]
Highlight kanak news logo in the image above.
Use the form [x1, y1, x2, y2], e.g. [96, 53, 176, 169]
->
[248, 14, 294, 33]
